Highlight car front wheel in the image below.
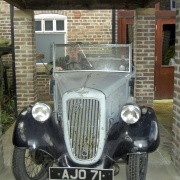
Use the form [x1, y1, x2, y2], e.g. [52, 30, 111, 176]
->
[126, 153, 148, 180]
[12, 147, 53, 180]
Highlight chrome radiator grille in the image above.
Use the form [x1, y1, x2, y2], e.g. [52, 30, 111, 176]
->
[66, 98, 100, 160]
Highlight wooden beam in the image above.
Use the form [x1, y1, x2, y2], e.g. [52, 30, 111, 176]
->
[3, 0, 162, 10]
[144, 0, 162, 8]
[4, 0, 26, 9]
[155, 10, 176, 18]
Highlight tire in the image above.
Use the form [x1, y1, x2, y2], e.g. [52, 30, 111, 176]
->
[126, 153, 148, 180]
[12, 147, 53, 180]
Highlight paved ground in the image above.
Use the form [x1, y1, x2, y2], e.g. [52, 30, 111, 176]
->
[0, 100, 180, 180]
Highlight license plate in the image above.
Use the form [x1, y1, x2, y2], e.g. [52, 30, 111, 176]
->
[49, 167, 114, 180]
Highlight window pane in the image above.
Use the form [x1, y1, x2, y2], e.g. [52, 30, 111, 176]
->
[45, 20, 53, 31]
[162, 24, 175, 65]
[126, 24, 134, 44]
[35, 21, 41, 31]
[172, 0, 176, 8]
[56, 20, 64, 31]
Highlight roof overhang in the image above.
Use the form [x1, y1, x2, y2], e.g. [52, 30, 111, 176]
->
[4, 0, 161, 10]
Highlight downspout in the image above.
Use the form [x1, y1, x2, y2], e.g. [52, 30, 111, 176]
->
[112, 9, 116, 44]
[10, 5, 18, 116]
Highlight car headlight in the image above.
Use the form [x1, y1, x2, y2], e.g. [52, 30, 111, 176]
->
[121, 105, 141, 124]
[32, 102, 51, 122]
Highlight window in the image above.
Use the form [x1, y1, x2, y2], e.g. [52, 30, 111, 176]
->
[35, 14, 67, 33]
[170, 0, 176, 11]
[45, 20, 53, 31]
[56, 20, 64, 31]
[35, 14, 67, 64]
[35, 21, 42, 31]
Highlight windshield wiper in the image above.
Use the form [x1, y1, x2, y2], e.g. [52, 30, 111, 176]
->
[77, 42, 92, 67]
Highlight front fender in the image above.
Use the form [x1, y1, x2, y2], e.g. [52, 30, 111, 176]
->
[13, 107, 67, 159]
[104, 107, 160, 158]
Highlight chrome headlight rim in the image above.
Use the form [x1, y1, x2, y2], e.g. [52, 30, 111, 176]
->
[121, 104, 141, 124]
[32, 102, 52, 122]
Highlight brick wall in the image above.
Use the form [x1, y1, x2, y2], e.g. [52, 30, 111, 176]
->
[35, 10, 114, 44]
[37, 73, 52, 101]
[160, 0, 171, 10]
[172, 0, 180, 169]
[0, 0, 11, 172]
[1, 3, 38, 112]
[0, 1, 13, 89]
[0, 1, 11, 38]
[134, 9, 155, 107]
[14, 9, 37, 111]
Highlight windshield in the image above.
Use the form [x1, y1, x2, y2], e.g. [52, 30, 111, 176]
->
[52, 44, 132, 72]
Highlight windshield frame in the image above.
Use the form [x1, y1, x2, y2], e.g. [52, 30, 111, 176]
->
[52, 43, 133, 74]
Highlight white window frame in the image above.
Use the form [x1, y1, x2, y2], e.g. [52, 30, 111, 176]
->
[35, 14, 67, 67]
[35, 14, 67, 33]
[170, 0, 176, 11]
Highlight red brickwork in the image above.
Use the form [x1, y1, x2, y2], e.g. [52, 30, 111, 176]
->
[172, 0, 180, 169]
[134, 9, 155, 107]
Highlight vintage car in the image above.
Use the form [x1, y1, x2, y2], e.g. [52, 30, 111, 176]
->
[12, 43, 160, 180]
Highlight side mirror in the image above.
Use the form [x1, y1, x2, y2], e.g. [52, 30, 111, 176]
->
[49, 78, 55, 96]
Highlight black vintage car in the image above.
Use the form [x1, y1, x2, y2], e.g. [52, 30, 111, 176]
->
[12, 44, 160, 180]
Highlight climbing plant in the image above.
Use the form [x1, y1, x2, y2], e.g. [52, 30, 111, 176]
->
[0, 96, 15, 133]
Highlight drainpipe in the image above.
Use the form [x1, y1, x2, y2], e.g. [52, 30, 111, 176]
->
[112, 9, 116, 44]
[10, 5, 18, 116]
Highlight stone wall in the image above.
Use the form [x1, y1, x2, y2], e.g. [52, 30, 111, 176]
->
[172, 0, 180, 169]
[134, 9, 155, 107]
